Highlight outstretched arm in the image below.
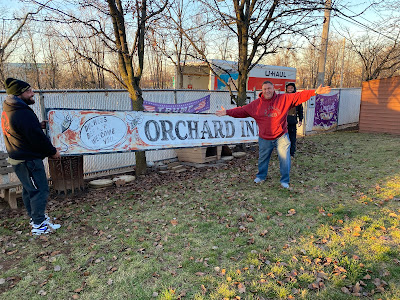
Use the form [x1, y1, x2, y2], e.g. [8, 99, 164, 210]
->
[216, 106, 227, 116]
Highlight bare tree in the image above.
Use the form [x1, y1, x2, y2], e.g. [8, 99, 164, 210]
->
[32, 0, 167, 175]
[0, 7, 42, 86]
[149, 0, 199, 89]
[348, 32, 400, 81]
[169, 0, 341, 106]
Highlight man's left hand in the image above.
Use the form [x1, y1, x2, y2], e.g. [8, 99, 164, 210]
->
[316, 85, 331, 95]
[40, 120, 48, 129]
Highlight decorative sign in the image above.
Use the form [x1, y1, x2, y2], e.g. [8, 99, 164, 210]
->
[47, 109, 258, 155]
[313, 94, 339, 130]
[143, 95, 210, 113]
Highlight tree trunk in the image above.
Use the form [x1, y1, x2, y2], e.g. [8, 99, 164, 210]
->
[236, 14, 249, 107]
[128, 86, 147, 176]
[236, 70, 248, 106]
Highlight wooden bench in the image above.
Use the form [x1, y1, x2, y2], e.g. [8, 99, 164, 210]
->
[0, 151, 21, 209]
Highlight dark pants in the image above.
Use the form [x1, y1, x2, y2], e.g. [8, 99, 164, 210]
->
[12, 159, 49, 225]
[287, 124, 297, 157]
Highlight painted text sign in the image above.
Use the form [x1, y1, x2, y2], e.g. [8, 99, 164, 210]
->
[47, 109, 258, 155]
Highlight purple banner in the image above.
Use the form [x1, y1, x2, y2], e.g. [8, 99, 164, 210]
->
[143, 95, 210, 113]
[313, 94, 339, 130]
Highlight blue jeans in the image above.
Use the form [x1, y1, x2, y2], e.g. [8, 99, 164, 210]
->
[256, 133, 291, 185]
[12, 159, 49, 225]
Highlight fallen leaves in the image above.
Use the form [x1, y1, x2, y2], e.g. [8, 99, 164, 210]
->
[237, 283, 246, 293]
[38, 266, 47, 272]
[286, 209, 296, 216]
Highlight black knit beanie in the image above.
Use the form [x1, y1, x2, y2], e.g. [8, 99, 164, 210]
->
[286, 82, 297, 92]
[5, 78, 31, 95]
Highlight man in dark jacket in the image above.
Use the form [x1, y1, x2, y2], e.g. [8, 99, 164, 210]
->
[286, 83, 303, 157]
[1, 78, 61, 235]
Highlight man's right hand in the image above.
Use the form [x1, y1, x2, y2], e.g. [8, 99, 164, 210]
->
[50, 150, 61, 159]
[216, 106, 226, 116]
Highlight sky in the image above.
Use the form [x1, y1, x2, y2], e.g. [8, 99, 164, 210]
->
[329, 1, 397, 39]
[1, 0, 396, 63]
[1, 0, 390, 35]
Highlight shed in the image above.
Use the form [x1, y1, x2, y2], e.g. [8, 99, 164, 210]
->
[359, 76, 400, 135]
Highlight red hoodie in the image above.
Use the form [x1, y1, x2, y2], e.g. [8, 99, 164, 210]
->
[226, 90, 315, 140]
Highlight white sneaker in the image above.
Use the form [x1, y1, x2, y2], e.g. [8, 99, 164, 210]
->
[254, 178, 265, 184]
[281, 183, 290, 189]
[30, 215, 61, 230]
[31, 221, 52, 235]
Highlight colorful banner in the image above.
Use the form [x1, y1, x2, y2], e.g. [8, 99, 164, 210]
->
[47, 109, 258, 155]
[143, 95, 210, 113]
[313, 94, 339, 131]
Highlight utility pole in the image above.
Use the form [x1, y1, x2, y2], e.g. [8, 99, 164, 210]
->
[316, 0, 332, 87]
[340, 38, 346, 88]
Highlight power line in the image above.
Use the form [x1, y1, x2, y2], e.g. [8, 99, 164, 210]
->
[332, 14, 397, 42]
[332, 5, 398, 42]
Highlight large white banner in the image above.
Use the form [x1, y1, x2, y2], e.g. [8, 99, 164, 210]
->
[47, 109, 258, 155]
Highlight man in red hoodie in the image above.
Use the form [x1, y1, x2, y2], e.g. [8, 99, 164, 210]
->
[216, 81, 331, 189]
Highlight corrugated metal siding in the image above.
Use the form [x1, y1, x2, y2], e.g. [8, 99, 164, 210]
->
[359, 77, 400, 135]
[0, 89, 256, 176]
[304, 88, 361, 133]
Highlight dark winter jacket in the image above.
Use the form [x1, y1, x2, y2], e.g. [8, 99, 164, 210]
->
[1, 95, 56, 160]
[287, 104, 304, 125]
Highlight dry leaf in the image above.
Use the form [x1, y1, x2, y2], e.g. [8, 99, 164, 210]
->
[316, 271, 328, 279]
[286, 209, 296, 216]
[341, 287, 351, 294]
[201, 284, 207, 293]
[308, 282, 319, 290]
[353, 282, 361, 293]
[247, 238, 255, 244]
[238, 283, 246, 293]
[114, 179, 125, 187]
[170, 219, 178, 226]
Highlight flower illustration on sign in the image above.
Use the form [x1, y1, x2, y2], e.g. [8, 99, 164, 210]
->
[126, 112, 143, 129]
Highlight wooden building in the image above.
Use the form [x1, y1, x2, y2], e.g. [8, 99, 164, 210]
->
[359, 76, 400, 135]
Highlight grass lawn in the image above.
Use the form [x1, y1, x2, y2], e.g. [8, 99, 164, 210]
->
[1, 131, 399, 300]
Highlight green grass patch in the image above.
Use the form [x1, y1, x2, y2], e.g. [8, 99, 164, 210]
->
[1, 131, 400, 299]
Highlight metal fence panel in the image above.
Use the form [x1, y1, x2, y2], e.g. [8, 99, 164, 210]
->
[0, 88, 359, 176]
[304, 88, 361, 132]
[337, 88, 361, 125]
